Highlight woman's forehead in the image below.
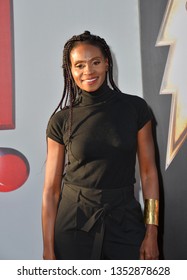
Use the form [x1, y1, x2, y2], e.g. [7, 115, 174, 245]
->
[70, 44, 104, 62]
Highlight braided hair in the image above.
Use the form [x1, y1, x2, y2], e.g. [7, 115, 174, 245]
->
[53, 30, 121, 115]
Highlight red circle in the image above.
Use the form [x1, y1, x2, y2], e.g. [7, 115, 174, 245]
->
[0, 153, 29, 192]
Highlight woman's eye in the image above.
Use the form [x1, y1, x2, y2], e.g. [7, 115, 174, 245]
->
[76, 64, 84, 69]
[93, 60, 100, 65]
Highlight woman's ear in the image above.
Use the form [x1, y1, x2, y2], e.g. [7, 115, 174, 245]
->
[105, 58, 109, 71]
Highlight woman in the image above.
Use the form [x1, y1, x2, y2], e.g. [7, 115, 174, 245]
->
[42, 31, 159, 260]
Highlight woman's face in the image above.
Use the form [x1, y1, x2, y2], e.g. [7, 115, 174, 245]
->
[70, 43, 108, 92]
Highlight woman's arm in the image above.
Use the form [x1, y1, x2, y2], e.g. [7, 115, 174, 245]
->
[42, 138, 65, 259]
[137, 120, 159, 260]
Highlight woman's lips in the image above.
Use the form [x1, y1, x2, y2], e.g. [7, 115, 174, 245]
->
[82, 77, 98, 84]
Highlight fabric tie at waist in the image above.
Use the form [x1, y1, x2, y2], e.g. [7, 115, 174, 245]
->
[63, 184, 134, 259]
[81, 203, 111, 232]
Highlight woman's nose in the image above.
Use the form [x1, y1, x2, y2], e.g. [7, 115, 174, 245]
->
[84, 63, 94, 74]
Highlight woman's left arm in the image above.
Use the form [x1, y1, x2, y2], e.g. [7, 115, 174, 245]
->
[137, 120, 159, 260]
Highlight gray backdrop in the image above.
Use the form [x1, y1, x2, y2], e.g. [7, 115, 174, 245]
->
[0, 0, 143, 259]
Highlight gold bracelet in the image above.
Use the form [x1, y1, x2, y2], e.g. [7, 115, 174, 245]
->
[144, 199, 159, 226]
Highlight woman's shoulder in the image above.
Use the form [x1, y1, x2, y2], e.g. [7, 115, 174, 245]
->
[48, 108, 69, 125]
[115, 90, 149, 109]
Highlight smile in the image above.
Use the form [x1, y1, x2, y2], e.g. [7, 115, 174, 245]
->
[82, 78, 98, 83]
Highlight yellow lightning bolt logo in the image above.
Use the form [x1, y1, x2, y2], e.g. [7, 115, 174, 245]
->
[156, 0, 187, 169]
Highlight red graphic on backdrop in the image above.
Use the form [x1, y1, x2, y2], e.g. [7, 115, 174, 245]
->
[0, 0, 15, 129]
[0, 148, 30, 192]
[0, 0, 30, 192]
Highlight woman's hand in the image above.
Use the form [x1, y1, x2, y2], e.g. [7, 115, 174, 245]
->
[43, 250, 56, 260]
[139, 225, 159, 260]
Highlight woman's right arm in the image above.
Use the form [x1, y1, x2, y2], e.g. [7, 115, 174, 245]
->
[42, 138, 65, 260]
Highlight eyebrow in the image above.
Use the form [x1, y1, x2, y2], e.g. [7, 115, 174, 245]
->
[73, 56, 103, 65]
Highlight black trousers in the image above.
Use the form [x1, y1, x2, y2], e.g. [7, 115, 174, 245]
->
[54, 184, 145, 260]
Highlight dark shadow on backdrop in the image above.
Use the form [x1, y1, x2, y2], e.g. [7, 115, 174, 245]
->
[139, 0, 170, 259]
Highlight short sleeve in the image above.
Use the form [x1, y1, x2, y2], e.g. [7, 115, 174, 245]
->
[128, 95, 152, 130]
[46, 111, 66, 145]
[137, 97, 152, 130]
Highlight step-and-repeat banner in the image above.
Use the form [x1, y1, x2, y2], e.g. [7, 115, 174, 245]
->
[0, 0, 186, 262]
[0, 0, 143, 260]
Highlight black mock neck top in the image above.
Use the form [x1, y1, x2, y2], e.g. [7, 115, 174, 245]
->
[47, 83, 152, 189]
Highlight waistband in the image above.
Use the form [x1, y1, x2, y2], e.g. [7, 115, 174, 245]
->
[62, 183, 135, 259]
[63, 183, 134, 204]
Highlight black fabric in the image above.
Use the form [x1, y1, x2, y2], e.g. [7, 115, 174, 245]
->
[47, 83, 152, 189]
[54, 184, 145, 260]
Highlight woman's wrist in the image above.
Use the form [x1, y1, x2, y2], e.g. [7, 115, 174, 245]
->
[145, 224, 158, 238]
[43, 247, 56, 260]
